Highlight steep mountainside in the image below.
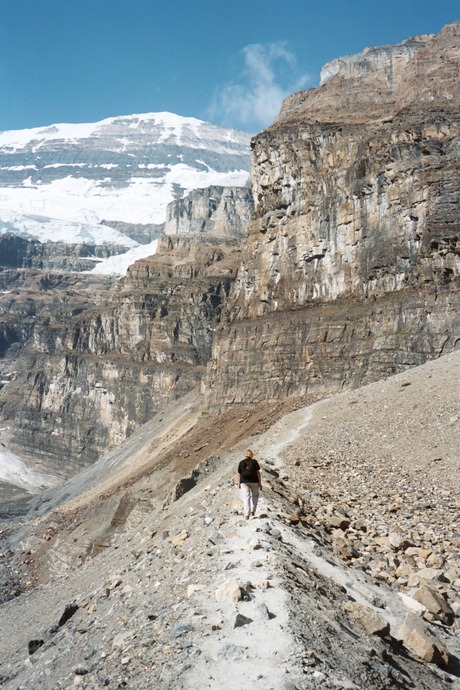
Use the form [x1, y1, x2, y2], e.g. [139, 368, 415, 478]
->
[0, 353, 459, 689]
[1, 23, 460, 690]
[0, 232, 243, 475]
[1, 23, 459, 490]
[206, 22, 460, 409]
[0, 114, 252, 475]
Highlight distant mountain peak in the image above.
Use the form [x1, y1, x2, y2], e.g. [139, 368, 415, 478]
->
[0, 112, 252, 249]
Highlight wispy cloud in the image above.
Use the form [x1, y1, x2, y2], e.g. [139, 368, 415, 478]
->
[208, 42, 311, 133]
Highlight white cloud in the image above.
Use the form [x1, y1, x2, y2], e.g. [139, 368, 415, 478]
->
[209, 42, 311, 133]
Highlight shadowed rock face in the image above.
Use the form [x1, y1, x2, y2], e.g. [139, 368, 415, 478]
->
[0, 234, 130, 272]
[206, 22, 460, 409]
[0, 235, 242, 473]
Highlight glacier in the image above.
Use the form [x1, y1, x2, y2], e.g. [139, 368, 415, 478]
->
[0, 112, 251, 274]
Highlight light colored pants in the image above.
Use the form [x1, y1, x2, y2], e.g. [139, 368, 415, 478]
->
[240, 482, 260, 517]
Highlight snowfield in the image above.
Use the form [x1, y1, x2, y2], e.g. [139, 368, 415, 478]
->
[0, 208, 138, 247]
[87, 239, 159, 275]
[0, 447, 59, 493]
[0, 167, 250, 226]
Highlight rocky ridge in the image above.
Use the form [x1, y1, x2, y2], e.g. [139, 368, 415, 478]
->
[164, 185, 253, 238]
[0, 352, 459, 688]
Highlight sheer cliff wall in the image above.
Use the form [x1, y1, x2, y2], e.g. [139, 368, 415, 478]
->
[164, 185, 253, 237]
[0, 235, 242, 474]
[206, 23, 460, 408]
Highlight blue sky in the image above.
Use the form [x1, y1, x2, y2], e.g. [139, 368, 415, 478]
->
[1, 0, 458, 134]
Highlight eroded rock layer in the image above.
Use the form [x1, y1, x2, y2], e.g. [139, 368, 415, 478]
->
[164, 185, 253, 238]
[0, 235, 242, 473]
[206, 23, 460, 408]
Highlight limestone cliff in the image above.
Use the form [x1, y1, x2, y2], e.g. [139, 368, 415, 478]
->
[206, 22, 460, 408]
[164, 185, 253, 238]
[0, 234, 242, 474]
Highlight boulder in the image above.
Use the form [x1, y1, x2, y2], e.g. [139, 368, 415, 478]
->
[171, 531, 189, 547]
[344, 602, 390, 637]
[215, 577, 243, 602]
[412, 585, 455, 626]
[399, 613, 450, 667]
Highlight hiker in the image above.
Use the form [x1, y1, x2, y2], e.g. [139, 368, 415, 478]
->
[237, 449, 262, 519]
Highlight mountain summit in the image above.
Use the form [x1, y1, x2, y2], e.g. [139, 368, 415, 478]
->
[0, 111, 251, 239]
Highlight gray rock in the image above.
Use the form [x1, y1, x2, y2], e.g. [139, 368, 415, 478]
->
[208, 531, 224, 544]
[254, 602, 271, 620]
[216, 643, 245, 660]
[233, 613, 253, 628]
[170, 621, 194, 639]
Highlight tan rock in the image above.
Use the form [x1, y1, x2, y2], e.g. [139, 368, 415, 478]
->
[407, 573, 422, 588]
[344, 602, 390, 637]
[187, 584, 205, 598]
[249, 539, 262, 550]
[388, 528, 413, 551]
[412, 585, 455, 626]
[215, 577, 243, 602]
[229, 498, 242, 513]
[399, 613, 450, 667]
[395, 562, 415, 579]
[328, 514, 350, 530]
[443, 567, 460, 583]
[426, 553, 445, 568]
[405, 547, 432, 560]
[417, 567, 445, 582]
[171, 530, 189, 547]
[333, 540, 356, 561]
[257, 579, 271, 590]
[288, 513, 301, 525]
[107, 578, 122, 590]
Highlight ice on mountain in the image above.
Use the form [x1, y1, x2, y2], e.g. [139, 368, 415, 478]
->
[88, 239, 159, 276]
[0, 447, 59, 493]
[0, 111, 251, 276]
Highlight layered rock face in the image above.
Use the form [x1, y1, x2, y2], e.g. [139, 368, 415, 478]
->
[164, 185, 253, 238]
[0, 234, 130, 272]
[0, 232, 242, 473]
[206, 23, 460, 408]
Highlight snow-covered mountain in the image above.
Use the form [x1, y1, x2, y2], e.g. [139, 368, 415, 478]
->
[0, 112, 251, 273]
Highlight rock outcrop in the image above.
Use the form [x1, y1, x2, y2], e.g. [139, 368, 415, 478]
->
[206, 22, 460, 409]
[164, 185, 253, 238]
[0, 233, 131, 272]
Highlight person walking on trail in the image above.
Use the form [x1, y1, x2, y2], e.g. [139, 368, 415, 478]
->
[237, 450, 262, 519]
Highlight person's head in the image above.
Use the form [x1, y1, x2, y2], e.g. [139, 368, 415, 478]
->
[245, 449, 254, 459]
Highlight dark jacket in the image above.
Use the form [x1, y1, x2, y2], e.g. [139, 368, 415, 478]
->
[238, 458, 260, 484]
